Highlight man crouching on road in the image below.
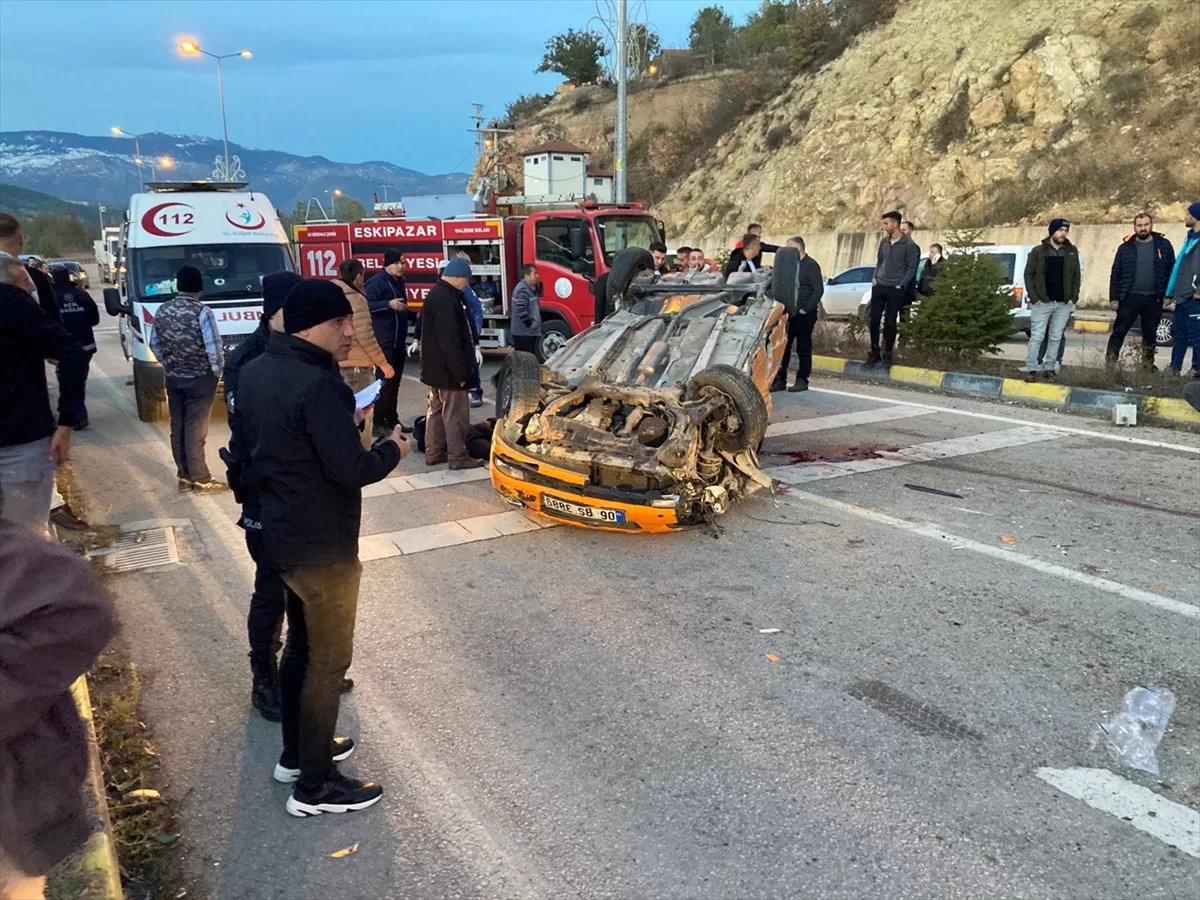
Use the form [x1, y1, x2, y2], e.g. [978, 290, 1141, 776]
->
[238, 279, 410, 817]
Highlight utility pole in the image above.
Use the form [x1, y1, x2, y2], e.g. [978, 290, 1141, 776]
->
[614, 0, 628, 202]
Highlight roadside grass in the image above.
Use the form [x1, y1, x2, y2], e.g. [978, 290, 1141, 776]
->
[87, 647, 197, 900]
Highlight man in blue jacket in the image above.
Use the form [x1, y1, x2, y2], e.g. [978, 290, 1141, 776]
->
[1106, 213, 1175, 368]
[364, 249, 408, 433]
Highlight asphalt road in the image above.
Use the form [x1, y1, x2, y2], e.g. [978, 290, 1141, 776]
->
[71, 268, 1199, 899]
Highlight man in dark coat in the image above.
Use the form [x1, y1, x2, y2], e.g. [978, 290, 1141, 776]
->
[0, 272, 87, 535]
[0, 213, 60, 325]
[419, 257, 482, 470]
[364, 249, 409, 432]
[238, 278, 409, 817]
[771, 238, 824, 393]
[0, 517, 115, 898]
[1106, 213, 1175, 367]
[221, 270, 301, 722]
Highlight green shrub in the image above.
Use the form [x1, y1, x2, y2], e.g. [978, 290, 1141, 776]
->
[504, 93, 553, 124]
[900, 252, 1013, 362]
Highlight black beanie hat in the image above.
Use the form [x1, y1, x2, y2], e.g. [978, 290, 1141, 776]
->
[176, 265, 204, 293]
[383, 249, 403, 267]
[283, 278, 352, 334]
[261, 271, 302, 322]
[1048, 217, 1070, 236]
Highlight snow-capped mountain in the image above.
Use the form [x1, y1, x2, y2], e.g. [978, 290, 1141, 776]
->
[0, 130, 468, 210]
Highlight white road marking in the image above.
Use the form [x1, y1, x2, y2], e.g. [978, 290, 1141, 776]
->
[1036, 767, 1200, 858]
[811, 386, 1200, 454]
[777, 490, 1199, 619]
[360, 510, 557, 560]
[363, 467, 492, 498]
[764, 425, 1062, 485]
[765, 404, 937, 437]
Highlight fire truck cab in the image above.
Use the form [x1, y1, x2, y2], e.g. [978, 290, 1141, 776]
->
[293, 202, 662, 359]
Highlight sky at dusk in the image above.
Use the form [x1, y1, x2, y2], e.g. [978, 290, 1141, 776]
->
[0, 0, 760, 175]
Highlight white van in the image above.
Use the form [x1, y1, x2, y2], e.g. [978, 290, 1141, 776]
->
[103, 182, 293, 421]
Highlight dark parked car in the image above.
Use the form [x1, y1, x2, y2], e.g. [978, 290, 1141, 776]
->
[47, 259, 89, 289]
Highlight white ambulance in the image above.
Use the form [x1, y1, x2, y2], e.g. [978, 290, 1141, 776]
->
[103, 182, 293, 421]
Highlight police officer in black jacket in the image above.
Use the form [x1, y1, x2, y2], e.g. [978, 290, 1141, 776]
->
[221, 271, 300, 722]
[238, 279, 409, 818]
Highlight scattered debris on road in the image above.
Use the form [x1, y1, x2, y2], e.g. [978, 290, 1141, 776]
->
[1094, 685, 1177, 775]
[764, 653, 781, 663]
[329, 844, 360, 859]
[903, 483, 965, 499]
[1000, 535, 1017, 543]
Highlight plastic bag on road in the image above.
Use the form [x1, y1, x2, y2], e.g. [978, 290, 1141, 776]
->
[1092, 685, 1177, 775]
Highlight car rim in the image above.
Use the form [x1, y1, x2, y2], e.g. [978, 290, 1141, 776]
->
[541, 331, 568, 356]
[1157, 321, 1172, 343]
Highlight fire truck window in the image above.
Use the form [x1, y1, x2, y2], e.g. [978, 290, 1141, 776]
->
[535, 220, 593, 273]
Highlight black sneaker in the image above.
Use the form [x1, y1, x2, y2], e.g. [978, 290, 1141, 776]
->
[177, 478, 193, 493]
[340, 677, 354, 694]
[50, 504, 88, 531]
[1044, 370, 1057, 382]
[787, 379, 809, 392]
[1024, 371, 1038, 383]
[286, 769, 382, 817]
[865, 350, 882, 365]
[274, 737, 355, 784]
[469, 389, 484, 409]
[769, 379, 786, 393]
[881, 352, 893, 367]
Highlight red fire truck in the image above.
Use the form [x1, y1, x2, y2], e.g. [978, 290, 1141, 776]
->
[292, 202, 663, 358]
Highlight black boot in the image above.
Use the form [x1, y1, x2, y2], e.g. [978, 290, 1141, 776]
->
[251, 659, 282, 722]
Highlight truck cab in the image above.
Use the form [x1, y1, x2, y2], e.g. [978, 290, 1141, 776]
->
[511, 204, 661, 356]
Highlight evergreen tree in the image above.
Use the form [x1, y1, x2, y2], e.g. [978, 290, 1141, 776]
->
[900, 251, 1014, 363]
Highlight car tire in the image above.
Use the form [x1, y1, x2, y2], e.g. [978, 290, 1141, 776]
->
[495, 350, 542, 422]
[605, 248, 655, 317]
[133, 362, 167, 423]
[538, 318, 573, 360]
[769, 247, 801, 316]
[687, 364, 769, 453]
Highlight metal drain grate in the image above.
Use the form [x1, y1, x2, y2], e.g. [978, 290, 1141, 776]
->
[94, 527, 180, 572]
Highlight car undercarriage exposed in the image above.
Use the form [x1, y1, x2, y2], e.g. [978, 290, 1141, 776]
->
[491, 248, 806, 532]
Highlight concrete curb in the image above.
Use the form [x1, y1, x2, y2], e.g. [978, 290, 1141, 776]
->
[1073, 319, 1112, 334]
[49, 677, 124, 900]
[811, 355, 1200, 428]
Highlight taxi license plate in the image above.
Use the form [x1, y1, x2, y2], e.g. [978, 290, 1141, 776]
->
[541, 494, 625, 524]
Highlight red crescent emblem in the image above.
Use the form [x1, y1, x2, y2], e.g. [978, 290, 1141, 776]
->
[141, 202, 194, 237]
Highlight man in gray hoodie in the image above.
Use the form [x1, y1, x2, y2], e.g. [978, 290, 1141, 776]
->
[510, 264, 542, 359]
[867, 210, 919, 365]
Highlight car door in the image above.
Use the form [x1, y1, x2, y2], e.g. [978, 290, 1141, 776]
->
[822, 266, 875, 316]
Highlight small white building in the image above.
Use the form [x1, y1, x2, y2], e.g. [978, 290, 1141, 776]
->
[521, 140, 591, 200]
[586, 169, 614, 203]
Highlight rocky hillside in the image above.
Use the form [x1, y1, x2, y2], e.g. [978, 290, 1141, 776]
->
[491, 0, 1197, 241]
[664, 0, 1197, 238]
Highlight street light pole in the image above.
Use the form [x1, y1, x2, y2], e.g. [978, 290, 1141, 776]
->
[179, 41, 251, 179]
[615, 0, 628, 203]
[113, 127, 147, 190]
[216, 55, 230, 174]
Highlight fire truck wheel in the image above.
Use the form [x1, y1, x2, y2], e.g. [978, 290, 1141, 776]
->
[496, 350, 543, 423]
[606, 248, 656, 316]
[538, 319, 573, 359]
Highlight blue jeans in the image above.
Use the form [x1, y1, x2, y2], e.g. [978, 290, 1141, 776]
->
[1170, 298, 1200, 373]
[166, 373, 218, 483]
[1027, 301, 1073, 373]
[0, 437, 55, 536]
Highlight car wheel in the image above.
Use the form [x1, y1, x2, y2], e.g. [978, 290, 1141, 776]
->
[605, 248, 655, 317]
[769, 247, 801, 316]
[539, 319, 572, 359]
[687, 364, 769, 453]
[495, 350, 542, 422]
[1156, 317, 1174, 348]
